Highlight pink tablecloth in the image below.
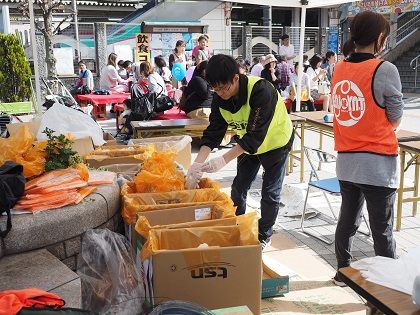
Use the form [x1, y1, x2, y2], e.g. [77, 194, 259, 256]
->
[76, 93, 130, 106]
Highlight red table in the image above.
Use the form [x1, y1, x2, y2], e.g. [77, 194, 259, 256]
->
[76, 93, 130, 118]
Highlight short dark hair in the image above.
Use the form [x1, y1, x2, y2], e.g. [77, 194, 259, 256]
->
[122, 60, 132, 69]
[206, 54, 239, 87]
[123, 98, 132, 110]
[192, 60, 208, 78]
[154, 55, 167, 68]
[309, 54, 323, 70]
[281, 34, 289, 41]
[78, 60, 86, 66]
[117, 60, 125, 67]
[198, 35, 208, 42]
[236, 58, 249, 72]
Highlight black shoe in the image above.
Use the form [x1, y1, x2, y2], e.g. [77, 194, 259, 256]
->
[332, 273, 347, 287]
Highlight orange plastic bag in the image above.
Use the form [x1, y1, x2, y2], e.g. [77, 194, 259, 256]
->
[0, 125, 46, 178]
[122, 188, 236, 224]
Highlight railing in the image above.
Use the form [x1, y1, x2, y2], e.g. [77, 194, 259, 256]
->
[410, 54, 420, 89]
[384, 13, 420, 53]
[231, 25, 321, 58]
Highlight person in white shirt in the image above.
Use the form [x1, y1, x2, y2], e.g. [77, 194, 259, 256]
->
[117, 60, 128, 79]
[279, 34, 296, 65]
[306, 54, 331, 111]
[250, 56, 265, 77]
[140, 61, 168, 96]
[289, 62, 315, 112]
[99, 53, 130, 92]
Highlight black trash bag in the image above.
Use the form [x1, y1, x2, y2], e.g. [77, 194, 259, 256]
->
[76, 85, 92, 95]
[78, 229, 145, 315]
[93, 89, 110, 95]
[0, 161, 25, 238]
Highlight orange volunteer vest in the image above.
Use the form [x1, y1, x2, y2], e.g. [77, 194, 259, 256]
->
[331, 58, 398, 156]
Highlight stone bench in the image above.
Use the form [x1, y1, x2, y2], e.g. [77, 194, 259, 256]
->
[0, 181, 121, 271]
[0, 249, 81, 308]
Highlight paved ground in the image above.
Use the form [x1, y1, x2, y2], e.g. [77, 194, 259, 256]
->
[100, 94, 420, 272]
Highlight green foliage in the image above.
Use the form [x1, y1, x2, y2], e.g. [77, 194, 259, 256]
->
[0, 34, 32, 103]
[43, 127, 83, 171]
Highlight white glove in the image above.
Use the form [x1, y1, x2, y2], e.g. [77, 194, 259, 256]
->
[185, 162, 203, 189]
[202, 156, 227, 173]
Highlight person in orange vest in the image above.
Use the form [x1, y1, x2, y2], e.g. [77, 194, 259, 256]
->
[331, 11, 404, 286]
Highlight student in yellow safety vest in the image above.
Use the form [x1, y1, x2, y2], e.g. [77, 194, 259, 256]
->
[185, 54, 294, 247]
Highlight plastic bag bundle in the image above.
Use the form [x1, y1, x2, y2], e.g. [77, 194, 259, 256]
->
[78, 229, 145, 314]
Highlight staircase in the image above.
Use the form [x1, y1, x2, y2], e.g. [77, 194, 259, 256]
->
[393, 41, 420, 93]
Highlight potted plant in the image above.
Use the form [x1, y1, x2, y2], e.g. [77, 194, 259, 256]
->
[0, 33, 33, 114]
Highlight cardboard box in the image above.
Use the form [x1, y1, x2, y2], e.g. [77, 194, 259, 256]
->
[103, 132, 115, 141]
[211, 306, 253, 315]
[85, 155, 142, 169]
[152, 245, 262, 315]
[261, 253, 290, 299]
[72, 137, 95, 157]
[7, 119, 41, 138]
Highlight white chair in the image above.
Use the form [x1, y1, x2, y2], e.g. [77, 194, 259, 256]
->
[300, 147, 370, 244]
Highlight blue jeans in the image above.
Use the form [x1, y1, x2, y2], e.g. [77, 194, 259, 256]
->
[231, 135, 293, 242]
[335, 180, 397, 269]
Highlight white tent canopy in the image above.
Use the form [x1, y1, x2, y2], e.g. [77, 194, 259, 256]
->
[221, 0, 358, 111]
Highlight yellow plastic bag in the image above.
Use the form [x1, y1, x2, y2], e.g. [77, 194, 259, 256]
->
[135, 206, 236, 239]
[142, 226, 241, 260]
[140, 212, 259, 260]
[0, 125, 47, 178]
[122, 188, 236, 224]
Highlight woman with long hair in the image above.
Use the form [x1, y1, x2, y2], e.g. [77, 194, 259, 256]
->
[331, 11, 403, 286]
[169, 40, 191, 87]
[306, 54, 331, 111]
[321, 51, 337, 82]
[181, 60, 213, 119]
[99, 53, 130, 92]
[140, 61, 168, 96]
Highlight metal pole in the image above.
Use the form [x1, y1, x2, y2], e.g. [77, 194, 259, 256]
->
[72, 0, 81, 62]
[28, 0, 42, 109]
[296, 5, 307, 112]
[268, 5, 272, 45]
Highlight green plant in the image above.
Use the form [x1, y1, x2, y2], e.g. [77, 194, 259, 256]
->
[0, 34, 32, 103]
[43, 127, 83, 171]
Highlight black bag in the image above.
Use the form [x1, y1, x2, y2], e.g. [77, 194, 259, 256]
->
[123, 85, 154, 134]
[93, 89, 110, 95]
[76, 85, 92, 95]
[0, 161, 26, 238]
[0, 114, 12, 137]
[153, 94, 174, 113]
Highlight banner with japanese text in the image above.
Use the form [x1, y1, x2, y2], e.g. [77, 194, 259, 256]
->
[341, 0, 419, 16]
[136, 33, 151, 63]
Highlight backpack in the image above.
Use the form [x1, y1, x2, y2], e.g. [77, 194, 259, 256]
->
[0, 161, 25, 238]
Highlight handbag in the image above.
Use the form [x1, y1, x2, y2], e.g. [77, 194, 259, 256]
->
[0, 161, 26, 238]
[151, 82, 174, 113]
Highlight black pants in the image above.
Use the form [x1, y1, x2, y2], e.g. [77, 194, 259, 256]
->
[231, 135, 293, 242]
[335, 180, 397, 269]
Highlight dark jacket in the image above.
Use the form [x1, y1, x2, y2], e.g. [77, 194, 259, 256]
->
[260, 68, 283, 91]
[201, 74, 280, 154]
[183, 75, 213, 114]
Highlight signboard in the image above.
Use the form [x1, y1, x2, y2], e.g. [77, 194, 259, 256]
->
[341, 0, 420, 16]
[136, 33, 151, 63]
[153, 27, 189, 33]
[327, 27, 339, 54]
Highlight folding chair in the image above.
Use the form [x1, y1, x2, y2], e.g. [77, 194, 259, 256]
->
[300, 147, 370, 244]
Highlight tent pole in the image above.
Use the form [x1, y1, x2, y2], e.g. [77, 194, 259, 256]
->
[296, 4, 306, 112]
[28, 0, 42, 111]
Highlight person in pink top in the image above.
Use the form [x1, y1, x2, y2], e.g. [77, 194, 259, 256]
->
[192, 34, 212, 60]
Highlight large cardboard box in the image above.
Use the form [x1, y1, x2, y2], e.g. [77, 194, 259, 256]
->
[72, 137, 95, 157]
[7, 119, 41, 137]
[152, 245, 262, 315]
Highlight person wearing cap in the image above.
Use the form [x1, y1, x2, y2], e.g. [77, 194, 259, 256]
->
[184, 54, 294, 247]
[279, 34, 296, 65]
[260, 54, 283, 92]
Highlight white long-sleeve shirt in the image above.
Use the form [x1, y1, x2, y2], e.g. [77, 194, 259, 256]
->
[99, 65, 127, 90]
